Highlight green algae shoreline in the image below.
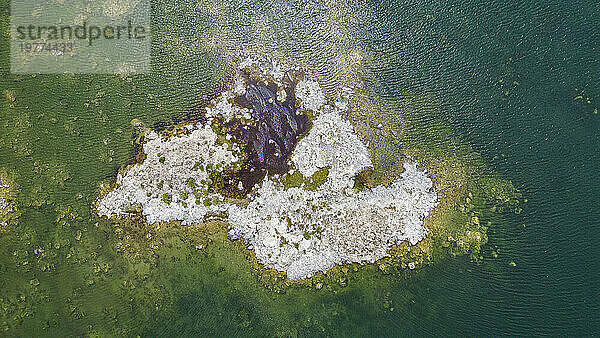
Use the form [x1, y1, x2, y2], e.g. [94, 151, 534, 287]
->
[0, 43, 523, 333]
[90, 56, 522, 292]
[0, 66, 522, 334]
[0, 58, 523, 338]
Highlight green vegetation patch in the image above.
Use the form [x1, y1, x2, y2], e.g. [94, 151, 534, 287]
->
[281, 166, 330, 190]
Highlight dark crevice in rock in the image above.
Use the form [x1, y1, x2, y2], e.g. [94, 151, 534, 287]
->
[218, 73, 311, 198]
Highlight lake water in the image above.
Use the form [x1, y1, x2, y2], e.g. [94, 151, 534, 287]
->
[0, 0, 598, 335]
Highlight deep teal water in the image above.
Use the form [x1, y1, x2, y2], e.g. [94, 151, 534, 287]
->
[365, 0, 599, 334]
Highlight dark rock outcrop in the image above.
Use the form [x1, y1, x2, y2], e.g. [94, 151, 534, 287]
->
[235, 79, 310, 173]
[218, 76, 310, 198]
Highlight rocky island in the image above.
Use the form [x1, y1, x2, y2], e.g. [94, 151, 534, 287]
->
[97, 56, 439, 280]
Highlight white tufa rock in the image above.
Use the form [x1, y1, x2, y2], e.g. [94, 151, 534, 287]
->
[237, 55, 301, 87]
[0, 172, 15, 228]
[0, 197, 7, 211]
[228, 110, 438, 280]
[97, 124, 239, 225]
[205, 91, 242, 122]
[291, 111, 372, 191]
[295, 79, 326, 113]
[232, 74, 246, 96]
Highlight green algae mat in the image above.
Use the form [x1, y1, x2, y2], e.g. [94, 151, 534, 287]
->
[1, 0, 599, 336]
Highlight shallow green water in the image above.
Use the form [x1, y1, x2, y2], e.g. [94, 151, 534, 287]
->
[1, 0, 598, 336]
